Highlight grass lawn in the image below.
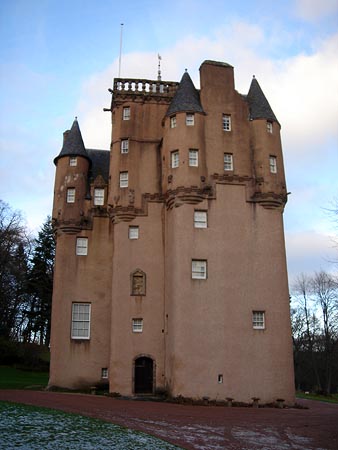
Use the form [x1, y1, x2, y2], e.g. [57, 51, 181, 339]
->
[296, 391, 338, 404]
[0, 366, 49, 389]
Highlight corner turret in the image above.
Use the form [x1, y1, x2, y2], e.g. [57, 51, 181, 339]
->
[247, 77, 278, 124]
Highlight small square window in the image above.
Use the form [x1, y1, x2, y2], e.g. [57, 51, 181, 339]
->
[269, 156, 277, 173]
[120, 171, 128, 188]
[121, 139, 129, 154]
[267, 121, 273, 133]
[224, 153, 233, 171]
[132, 318, 143, 333]
[94, 188, 105, 206]
[189, 149, 198, 167]
[194, 211, 207, 228]
[171, 150, 179, 168]
[67, 188, 75, 203]
[69, 157, 77, 167]
[129, 226, 139, 240]
[170, 115, 177, 128]
[123, 107, 130, 120]
[252, 311, 265, 329]
[192, 260, 207, 279]
[186, 113, 194, 126]
[71, 303, 91, 339]
[76, 237, 88, 256]
[222, 114, 231, 131]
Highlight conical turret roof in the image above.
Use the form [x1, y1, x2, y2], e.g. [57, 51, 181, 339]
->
[246, 77, 278, 123]
[166, 71, 204, 116]
[54, 118, 90, 165]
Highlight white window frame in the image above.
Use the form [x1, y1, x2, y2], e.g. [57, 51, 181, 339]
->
[194, 210, 207, 228]
[71, 303, 91, 339]
[101, 368, 108, 379]
[222, 114, 231, 131]
[171, 150, 179, 168]
[269, 155, 277, 173]
[189, 149, 198, 167]
[67, 188, 75, 203]
[224, 153, 233, 171]
[120, 171, 128, 188]
[76, 237, 88, 256]
[186, 113, 195, 126]
[69, 157, 77, 167]
[129, 226, 139, 240]
[252, 311, 265, 329]
[132, 318, 143, 333]
[94, 188, 105, 206]
[123, 106, 130, 120]
[192, 260, 207, 279]
[170, 115, 177, 128]
[121, 139, 129, 154]
[267, 121, 273, 134]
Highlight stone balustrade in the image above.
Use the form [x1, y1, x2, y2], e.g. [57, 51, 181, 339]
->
[113, 78, 179, 96]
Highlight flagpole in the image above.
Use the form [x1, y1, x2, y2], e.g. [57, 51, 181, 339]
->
[118, 23, 124, 78]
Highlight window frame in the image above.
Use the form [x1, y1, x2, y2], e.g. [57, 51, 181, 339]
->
[123, 106, 130, 120]
[222, 114, 231, 131]
[267, 121, 273, 134]
[94, 188, 105, 206]
[101, 368, 108, 379]
[119, 171, 128, 188]
[69, 157, 77, 167]
[171, 150, 179, 168]
[67, 188, 76, 203]
[269, 155, 277, 173]
[194, 210, 207, 228]
[186, 113, 195, 126]
[189, 149, 199, 167]
[252, 311, 265, 330]
[224, 153, 234, 171]
[129, 226, 139, 240]
[121, 139, 129, 154]
[192, 259, 207, 280]
[170, 115, 177, 128]
[71, 303, 91, 340]
[76, 237, 88, 256]
[132, 318, 143, 333]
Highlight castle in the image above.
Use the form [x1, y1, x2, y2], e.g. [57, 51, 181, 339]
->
[49, 60, 295, 404]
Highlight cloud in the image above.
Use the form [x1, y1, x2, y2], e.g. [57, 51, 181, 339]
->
[294, 0, 338, 21]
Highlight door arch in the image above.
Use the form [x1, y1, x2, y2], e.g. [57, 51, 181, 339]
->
[134, 356, 154, 394]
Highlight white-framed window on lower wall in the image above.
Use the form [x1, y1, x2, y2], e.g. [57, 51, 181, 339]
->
[132, 318, 143, 333]
[192, 259, 207, 279]
[252, 311, 265, 329]
[76, 237, 88, 255]
[71, 303, 91, 339]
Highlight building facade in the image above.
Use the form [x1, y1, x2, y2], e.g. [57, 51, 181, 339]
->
[49, 60, 295, 404]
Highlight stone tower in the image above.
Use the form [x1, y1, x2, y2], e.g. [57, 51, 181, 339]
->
[49, 60, 295, 405]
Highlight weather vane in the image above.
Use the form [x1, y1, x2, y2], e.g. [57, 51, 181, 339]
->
[157, 54, 162, 81]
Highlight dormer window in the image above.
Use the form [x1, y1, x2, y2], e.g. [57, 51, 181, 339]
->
[186, 113, 194, 126]
[170, 115, 177, 128]
[69, 157, 77, 167]
[123, 107, 130, 120]
[121, 139, 129, 154]
[222, 114, 231, 131]
[267, 121, 273, 133]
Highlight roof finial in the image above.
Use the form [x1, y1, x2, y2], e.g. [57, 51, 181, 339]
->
[157, 54, 162, 81]
[75, 116, 78, 121]
[185, 68, 188, 72]
[253, 74, 256, 79]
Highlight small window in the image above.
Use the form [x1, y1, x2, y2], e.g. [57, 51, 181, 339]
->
[121, 139, 129, 154]
[132, 318, 143, 333]
[269, 156, 277, 173]
[129, 226, 139, 239]
[222, 114, 231, 131]
[170, 115, 177, 128]
[123, 107, 130, 120]
[194, 211, 207, 228]
[252, 311, 265, 329]
[171, 150, 179, 168]
[71, 303, 91, 339]
[131, 269, 146, 296]
[186, 113, 194, 126]
[94, 188, 105, 206]
[76, 237, 88, 256]
[120, 171, 128, 188]
[67, 188, 75, 203]
[224, 153, 233, 171]
[218, 374, 223, 384]
[101, 368, 108, 379]
[69, 157, 77, 167]
[267, 121, 273, 133]
[189, 149, 198, 167]
[192, 260, 207, 279]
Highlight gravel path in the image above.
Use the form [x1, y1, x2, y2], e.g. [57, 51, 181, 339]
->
[0, 390, 337, 449]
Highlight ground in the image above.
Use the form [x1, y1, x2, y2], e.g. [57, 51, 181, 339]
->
[0, 391, 337, 449]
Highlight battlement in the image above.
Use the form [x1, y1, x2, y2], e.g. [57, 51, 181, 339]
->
[112, 78, 179, 99]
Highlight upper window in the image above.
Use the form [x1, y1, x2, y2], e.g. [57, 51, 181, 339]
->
[76, 237, 88, 256]
[194, 211, 207, 228]
[269, 155, 277, 173]
[186, 113, 195, 126]
[252, 311, 265, 329]
[189, 149, 198, 167]
[132, 318, 143, 333]
[222, 114, 231, 131]
[94, 188, 105, 206]
[170, 115, 177, 128]
[69, 157, 77, 167]
[129, 226, 139, 240]
[121, 139, 129, 154]
[171, 150, 179, 168]
[192, 260, 207, 279]
[71, 303, 91, 339]
[67, 188, 75, 203]
[267, 121, 273, 134]
[224, 153, 233, 171]
[120, 171, 128, 188]
[123, 107, 130, 120]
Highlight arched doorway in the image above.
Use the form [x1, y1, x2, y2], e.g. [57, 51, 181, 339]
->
[134, 356, 154, 394]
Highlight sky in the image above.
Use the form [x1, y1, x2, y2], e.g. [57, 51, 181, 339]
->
[0, 0, 337, 282]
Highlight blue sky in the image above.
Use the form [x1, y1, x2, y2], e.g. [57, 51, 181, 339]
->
[0, 0, 337, 281]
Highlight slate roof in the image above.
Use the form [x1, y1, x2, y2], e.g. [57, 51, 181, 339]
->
[87, 149, 110, 183]
[166, 71, 204, 116]
[54, 118, 90, 164]
[246, 77, 278, 123]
